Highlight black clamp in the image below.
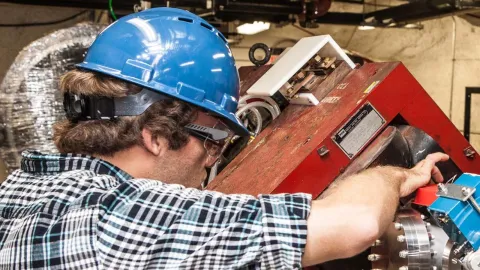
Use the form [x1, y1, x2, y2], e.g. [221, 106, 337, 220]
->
[63, 93, 115, 121]
[249, 43, 272, 66]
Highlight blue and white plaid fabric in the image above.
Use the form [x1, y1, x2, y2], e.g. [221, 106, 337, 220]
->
[0, 151, 311, 269]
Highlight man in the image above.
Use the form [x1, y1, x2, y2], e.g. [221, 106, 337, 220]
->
[0, 7, 448, 269]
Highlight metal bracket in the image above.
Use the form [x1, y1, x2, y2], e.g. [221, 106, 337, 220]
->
[438, 183, 480, 214]
[437, 184, 476, 201]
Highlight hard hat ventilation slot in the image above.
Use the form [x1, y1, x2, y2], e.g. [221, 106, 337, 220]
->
[200, 22, 213, 31]
[216, 32, 228, 44]
[177, 17, 193, 23]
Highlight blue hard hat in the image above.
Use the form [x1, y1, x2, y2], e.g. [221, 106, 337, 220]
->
[76, 7, 249, 136]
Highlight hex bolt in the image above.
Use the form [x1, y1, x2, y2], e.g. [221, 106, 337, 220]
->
[399, 250, 409, 258]
[462, 187, 471, 196]
[368, 254, 383, 261]
[397, 235, 406, 242]
[399, 266, 408, 270]
[438, 183, 448, 194]
[395, 223, 403, 230]
[371, 239, 382, 247]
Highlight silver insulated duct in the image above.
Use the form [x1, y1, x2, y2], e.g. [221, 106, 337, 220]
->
[0, 23, 104, 173]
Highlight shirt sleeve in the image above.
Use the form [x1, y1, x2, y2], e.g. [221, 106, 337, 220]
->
[96, 178, 312, 270]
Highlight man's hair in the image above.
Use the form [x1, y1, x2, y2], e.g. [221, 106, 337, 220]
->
[53, 70, 197, 156]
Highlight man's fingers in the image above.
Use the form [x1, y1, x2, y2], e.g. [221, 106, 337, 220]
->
[425, 153, 450, 163]
[431, 165, 444, 183]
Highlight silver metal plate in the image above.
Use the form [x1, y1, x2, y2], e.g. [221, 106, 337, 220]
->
[332, 102, 386, 159]
[437, 184, 476, 201]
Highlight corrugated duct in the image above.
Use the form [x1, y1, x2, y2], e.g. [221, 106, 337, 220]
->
[0, 23, 104, 173]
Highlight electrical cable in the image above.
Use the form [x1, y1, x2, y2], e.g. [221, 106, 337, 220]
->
[109, 0, 118, 21]
[239, 95, 281, 116]
[0, 10, 90, 27]
[244, 107, 263, 135]
[236, 102, 278, 120]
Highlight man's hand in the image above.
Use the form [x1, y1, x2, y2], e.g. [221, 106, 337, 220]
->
[400, 153, 450, 197]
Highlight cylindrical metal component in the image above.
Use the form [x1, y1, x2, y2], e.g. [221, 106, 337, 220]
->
[463, 251, 480, 270]
[469, 196, 480, 214]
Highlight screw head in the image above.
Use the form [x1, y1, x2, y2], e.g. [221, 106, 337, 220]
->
[395, 222, 403, 230]
[371, 239, 382, 247]
[399, 250, 409, 258]
[397, 235, 406, 242]
[368, 254, 382, 261]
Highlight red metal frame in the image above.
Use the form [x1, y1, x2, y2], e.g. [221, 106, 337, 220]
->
[211, 62, 480, 200]
[274, 63, 480, 198]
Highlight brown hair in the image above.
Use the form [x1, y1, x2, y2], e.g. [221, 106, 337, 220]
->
[53, 70, 197, 156]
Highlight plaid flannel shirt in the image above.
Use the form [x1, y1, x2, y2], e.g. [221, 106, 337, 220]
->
[0, 151, 311, 269]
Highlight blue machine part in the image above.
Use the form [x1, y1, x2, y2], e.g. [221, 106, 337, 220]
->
[429, 173, 480, 250]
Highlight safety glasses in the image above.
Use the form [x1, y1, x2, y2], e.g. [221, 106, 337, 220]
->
[185, 120, 234, 162]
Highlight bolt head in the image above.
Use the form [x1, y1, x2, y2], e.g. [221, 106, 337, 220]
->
[399, 250, 409, 258]
[371, 239, 382, 247]
[395, 222, 403, 230]
[397, 235, 406, 242]
[368, 254, 381, 261]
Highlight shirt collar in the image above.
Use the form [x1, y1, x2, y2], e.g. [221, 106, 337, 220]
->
[20, 150, 132, 182]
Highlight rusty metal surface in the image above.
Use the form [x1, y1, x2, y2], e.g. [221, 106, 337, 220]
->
[238, 65, 273, 96]
[209, 62, 398, 195]
[210, 60, 480, 198]
[319, 126, 411, 198]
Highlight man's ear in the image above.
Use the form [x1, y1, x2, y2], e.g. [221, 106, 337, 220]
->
[141, 128, 168, 156]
